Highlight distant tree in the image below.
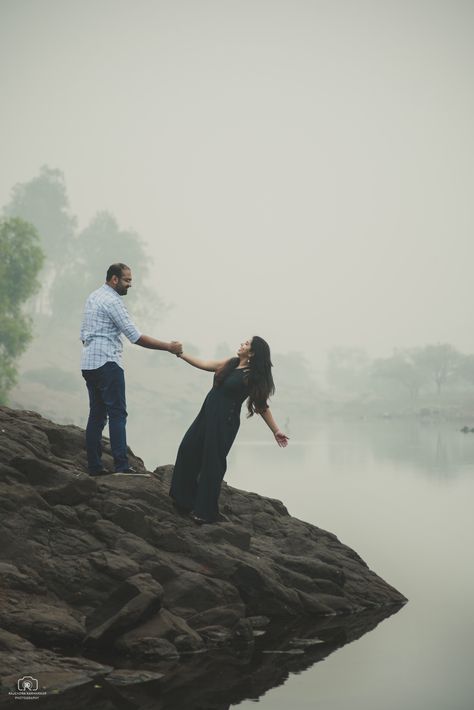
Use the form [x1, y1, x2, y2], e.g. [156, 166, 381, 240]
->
[0, 218, 44, 402]
[269, 351, 321, 417]
[49, 210, 165, 328]
[456, 354, 474, 389]
[2, 167, 166, 334]
[371, 349, 428, 401]
[326, 347, 371, 394]
[3, 166, 76, 256]
[412, 343, 461, 395]
[3, 166, 77, 314]
[273, 352, 310, 387]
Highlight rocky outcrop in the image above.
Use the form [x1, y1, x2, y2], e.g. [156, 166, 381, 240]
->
[0, 406, 406, 698]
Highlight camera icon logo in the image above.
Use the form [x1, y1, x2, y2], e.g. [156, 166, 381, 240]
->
[17, 676, 38, 692]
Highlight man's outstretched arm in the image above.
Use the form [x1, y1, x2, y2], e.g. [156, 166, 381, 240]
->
[105, 299, 182, 354]
[135, 335, 182, 354]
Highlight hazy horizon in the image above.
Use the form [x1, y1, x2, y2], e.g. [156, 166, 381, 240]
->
[1, 0, 474, 365]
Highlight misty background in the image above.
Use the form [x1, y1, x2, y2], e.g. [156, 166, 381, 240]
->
[2, 3, 474, 708]
[1, 0, 474, 344]
[2, 0, 474, 463]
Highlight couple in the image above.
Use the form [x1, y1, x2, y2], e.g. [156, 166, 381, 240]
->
[80, 263, 289, 524]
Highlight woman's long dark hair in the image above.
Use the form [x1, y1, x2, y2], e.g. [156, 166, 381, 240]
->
[214, 336, 275, 417]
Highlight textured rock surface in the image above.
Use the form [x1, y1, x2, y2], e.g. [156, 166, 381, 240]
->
[0, 406, 406, 697]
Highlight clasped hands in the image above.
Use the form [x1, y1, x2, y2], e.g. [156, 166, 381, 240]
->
[169, 340, 183, 356]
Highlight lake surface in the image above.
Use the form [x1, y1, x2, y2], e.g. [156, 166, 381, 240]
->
[133, 418, 474, 710]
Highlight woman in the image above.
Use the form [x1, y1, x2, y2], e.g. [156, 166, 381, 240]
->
[170, 336, 289, 524]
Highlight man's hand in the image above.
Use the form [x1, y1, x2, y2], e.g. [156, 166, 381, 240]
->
[169, 341, 183, 355]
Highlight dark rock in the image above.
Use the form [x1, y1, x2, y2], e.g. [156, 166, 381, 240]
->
[162, 570, 244, 618]
[88, 551, 140, 580]
[230, 561, 305, 616]
[247, 615, 271, 628]
[0, 562, 45, 594]
[274, 553, 346, 584]
[115, 635, 179, 660]
[11, 456, 96, 505]
[0, 404, 407, 693]
[233, 618, 255, 643]
[85, 574, 164, 644]
[0, 600, 86, 647]
[186, 605, 244, 629]
[0, 644, 114, 696]
[196, 523, 251, 551]
[100, 500, 153, 538]
[289, 637, 326, 647]
[0, 628, 36, 653]
[115, 608, 201, 648]
[173, 633, 205, 653]
[262, 647, 305, 654]
[104, 668, 165, 685]
[195, 625, 234, 646]
[150, 523, 193, 553]
[41, 424, 87, 459]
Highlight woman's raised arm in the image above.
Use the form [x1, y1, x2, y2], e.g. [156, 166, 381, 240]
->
[177, 352, 228, 372]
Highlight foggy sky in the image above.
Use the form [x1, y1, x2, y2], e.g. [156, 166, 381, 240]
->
[1, 0, 474, 365]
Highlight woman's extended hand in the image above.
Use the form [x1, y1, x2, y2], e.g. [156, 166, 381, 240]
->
[274, 430, 289, 447]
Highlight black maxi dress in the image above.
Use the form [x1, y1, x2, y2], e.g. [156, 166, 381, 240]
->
[170, 366, 249, 522]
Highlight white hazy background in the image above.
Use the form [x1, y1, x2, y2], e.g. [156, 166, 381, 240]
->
[1, 0, 473, 362]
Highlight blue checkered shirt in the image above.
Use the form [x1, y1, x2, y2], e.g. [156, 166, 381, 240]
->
[80, 284, 142, 370]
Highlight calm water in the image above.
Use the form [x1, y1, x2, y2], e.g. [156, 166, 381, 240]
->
[132, 418, 474, 710]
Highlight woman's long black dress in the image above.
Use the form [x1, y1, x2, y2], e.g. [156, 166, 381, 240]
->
[170, 367, 249, 522]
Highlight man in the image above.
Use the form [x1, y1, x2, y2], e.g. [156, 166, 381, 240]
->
[80, 263, 182, 476]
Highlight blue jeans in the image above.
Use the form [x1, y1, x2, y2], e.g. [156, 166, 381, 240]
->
[82, 361, 129, 473]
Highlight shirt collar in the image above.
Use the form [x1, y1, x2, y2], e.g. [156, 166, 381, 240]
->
[103, 283, 120, 297]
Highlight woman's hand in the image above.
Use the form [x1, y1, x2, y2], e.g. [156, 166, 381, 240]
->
[274, 430, 289, 447]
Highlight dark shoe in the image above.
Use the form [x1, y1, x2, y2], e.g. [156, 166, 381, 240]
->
[89, 470, 110, 477]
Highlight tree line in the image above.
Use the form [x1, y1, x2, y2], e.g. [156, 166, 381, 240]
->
[2, 165, 473, 411]
[326, 344, 474, 401]
[0, 166, 163, 403]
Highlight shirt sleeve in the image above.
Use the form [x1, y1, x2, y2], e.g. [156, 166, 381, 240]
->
[79, 304, 87, 342]
[106, 299, 142, 343]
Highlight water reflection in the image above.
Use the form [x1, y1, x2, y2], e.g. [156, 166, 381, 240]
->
[129, 416, 474, 482]
[323, 420, 474, 479]
[118, 419, 473, 710]
[5, 607, 403, 710]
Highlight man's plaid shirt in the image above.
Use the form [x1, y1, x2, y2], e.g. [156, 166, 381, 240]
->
[80, 284, 141, 370]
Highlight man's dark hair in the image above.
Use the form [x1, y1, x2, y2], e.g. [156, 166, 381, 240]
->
[106, 263, 130, 281]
